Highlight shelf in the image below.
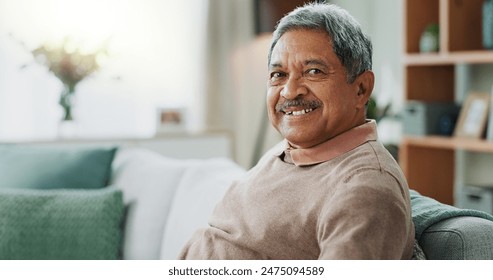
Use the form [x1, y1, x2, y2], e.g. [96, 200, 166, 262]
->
[401, 0, 493, 206]
[402, 136, 493, 153]
[404, 50, 493, 65]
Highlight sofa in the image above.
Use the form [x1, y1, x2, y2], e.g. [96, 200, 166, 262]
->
[1, 145, 493, 259]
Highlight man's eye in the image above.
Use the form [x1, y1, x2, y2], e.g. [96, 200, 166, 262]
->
[307, 68, 322, 75]
[270, 72, 286, 79]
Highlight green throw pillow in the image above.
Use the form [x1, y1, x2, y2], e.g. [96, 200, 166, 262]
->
[0, 145, 117, 189]
[0, 187, 125, 260]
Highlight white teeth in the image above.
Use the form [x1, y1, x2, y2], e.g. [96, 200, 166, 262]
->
[286, 108, 313, 116]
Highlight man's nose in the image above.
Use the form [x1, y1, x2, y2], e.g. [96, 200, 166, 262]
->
[280, 76, 308, 99]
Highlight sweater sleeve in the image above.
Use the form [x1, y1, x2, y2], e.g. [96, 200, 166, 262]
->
[317, 169, 414, 259]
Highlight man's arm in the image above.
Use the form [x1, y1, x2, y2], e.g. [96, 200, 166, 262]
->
[317, 169, 414, 259]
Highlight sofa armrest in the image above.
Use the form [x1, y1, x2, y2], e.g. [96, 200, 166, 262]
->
[419, 216, 493, 260]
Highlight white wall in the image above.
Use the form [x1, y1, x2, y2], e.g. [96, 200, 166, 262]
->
[332, 0, 404, 113]
[331, 0, 404, 144]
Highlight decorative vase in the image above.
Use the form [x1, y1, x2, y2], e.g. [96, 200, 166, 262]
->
[57, 86, 77, 138]
[419, 23, 439, 53]
[59, 86, 75, 121]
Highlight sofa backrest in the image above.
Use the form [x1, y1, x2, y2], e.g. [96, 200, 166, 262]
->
[158, 157, 246, 259]
[110, 147, 246, 260]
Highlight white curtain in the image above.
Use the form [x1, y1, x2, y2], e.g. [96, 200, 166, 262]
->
[204, 0, 281, 168]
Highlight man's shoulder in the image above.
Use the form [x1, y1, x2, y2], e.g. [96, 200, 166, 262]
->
[335, 141, 407, 185]
[341, 140, 400, 170]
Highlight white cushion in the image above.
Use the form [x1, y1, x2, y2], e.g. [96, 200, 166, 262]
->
[159, 158, 246, 259]
[110, 148, 192, 259]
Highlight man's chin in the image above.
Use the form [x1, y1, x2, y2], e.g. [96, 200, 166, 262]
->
[284, 135, 314, 149]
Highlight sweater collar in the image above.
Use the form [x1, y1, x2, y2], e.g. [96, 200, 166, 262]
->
[274, 120, 378, 166]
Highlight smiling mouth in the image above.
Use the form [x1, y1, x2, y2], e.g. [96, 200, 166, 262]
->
[276, 99, 322, 116]
[284, 108, 315, 116]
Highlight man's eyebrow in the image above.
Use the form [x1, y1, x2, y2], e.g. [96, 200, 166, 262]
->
[269, 62, 283, 69]
[269, 59, 329, 69]
[304, 59, 328, 67]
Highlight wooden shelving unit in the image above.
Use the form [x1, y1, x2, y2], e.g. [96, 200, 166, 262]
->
[404, 51, 493, 65]
[402, 136, 493, 153]
[400, 0, 493, 205]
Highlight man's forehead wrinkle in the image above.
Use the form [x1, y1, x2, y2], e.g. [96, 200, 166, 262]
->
[304, 59, 329, 66]
[269, 58, 328, 70]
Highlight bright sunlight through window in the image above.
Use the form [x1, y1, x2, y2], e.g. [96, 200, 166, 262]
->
[0, 0, 207, 140]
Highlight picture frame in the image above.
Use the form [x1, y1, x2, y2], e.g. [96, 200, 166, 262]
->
[156, 107, 188, 134]
[454, 92, 491, 139]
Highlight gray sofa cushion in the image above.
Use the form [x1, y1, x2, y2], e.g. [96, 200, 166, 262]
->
[420, 216, 493, 260]
[410, 190, 493, 260]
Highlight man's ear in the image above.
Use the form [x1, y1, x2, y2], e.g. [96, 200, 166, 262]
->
[355, 70, 374, 110]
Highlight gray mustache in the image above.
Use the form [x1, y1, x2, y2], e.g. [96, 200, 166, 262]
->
[275, 99, 322, 112]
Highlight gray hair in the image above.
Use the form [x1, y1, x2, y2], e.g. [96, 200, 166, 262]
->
[268, 3, 372, 83]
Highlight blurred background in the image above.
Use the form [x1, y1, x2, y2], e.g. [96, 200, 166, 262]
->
[3, 0, 493, 210]
[0, 0, 403, 168]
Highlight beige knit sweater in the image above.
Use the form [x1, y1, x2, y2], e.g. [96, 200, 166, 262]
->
[179, 121, 415, 259]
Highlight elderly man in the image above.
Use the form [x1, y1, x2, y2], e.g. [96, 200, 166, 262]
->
[179, 3, 414, 260]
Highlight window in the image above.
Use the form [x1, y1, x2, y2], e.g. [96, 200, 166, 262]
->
[0, 0, 207, 140]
